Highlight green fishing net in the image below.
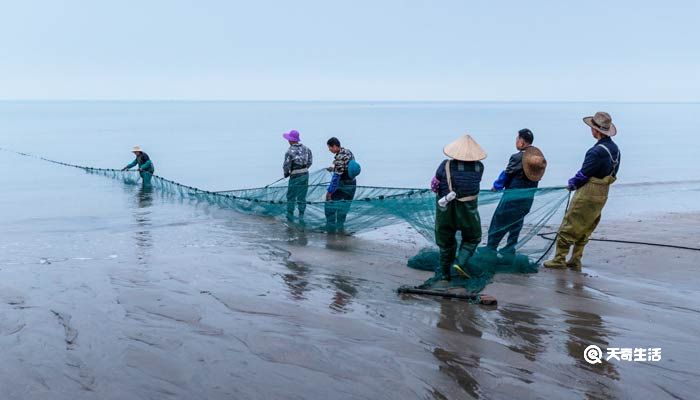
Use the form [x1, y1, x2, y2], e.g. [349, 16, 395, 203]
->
[3, 149, 571, 296]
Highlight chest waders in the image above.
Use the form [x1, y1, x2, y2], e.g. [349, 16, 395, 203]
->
[434, 160, 482, 280]
[544, 144, 619, 270]
[286, 171, 309, 221]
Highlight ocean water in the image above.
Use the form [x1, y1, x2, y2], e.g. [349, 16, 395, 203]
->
[1, 101, 698, 187]
[1, 102, 699, 399]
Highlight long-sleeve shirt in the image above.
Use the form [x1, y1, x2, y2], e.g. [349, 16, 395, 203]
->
[492, 147, 538, 190]
[125, 152, 154, 173]
[568, 137, 621, 189]
[327, 147, 354, 193]
[283, 143, 313, 177]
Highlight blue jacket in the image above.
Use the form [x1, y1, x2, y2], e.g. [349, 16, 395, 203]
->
[435, 159, 483, 198]
[568, 137, 621, 189]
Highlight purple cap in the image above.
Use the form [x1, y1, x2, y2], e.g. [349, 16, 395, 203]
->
[283, 130, 301, 142]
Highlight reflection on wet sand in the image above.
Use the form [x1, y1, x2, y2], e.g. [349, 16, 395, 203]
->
[282, 260, 311, 301]
[496, 304, 548, 362]
[433, 300, 483, 398]
[551, 275, 620, 398]
[133, 185, 153, 265]
[328, 274, 358, 313]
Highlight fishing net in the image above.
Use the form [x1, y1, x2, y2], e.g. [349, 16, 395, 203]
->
[2, 148, 570, 296]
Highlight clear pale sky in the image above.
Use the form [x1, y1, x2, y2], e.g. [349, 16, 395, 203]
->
[1, 0, 698, 101]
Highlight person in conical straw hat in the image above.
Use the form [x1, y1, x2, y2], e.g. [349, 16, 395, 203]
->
[486, 128, 547, 254]
[121, 146, 155, 185]
[544, 112, 621, 271]
[428, 134, 486, 283]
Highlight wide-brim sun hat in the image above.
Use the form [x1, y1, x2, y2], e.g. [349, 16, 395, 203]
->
[583, 111, 617, 136]
[132, 146, 143, 153]
[443, 134, 487, 161]
[523, 146, 547, 182]
[283, 130, 301, 142]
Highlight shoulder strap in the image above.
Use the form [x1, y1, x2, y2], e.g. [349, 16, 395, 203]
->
[445, 160, 454, 193]
[597, 144, 620, 176]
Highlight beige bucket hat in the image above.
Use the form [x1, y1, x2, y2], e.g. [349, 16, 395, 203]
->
[443, 134, 487, 161]
[132, 146, 143, 153]
[583, 111, 617, 136]
[523, 146, 547, 182]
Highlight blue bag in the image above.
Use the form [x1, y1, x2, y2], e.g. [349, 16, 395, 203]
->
[348, 159, 362, 179]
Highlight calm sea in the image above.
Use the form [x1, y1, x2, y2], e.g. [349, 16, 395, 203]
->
[2, 101, 698, 218]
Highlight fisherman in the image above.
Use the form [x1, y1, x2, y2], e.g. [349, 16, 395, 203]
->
[282, 130, 313, 223]
[486, 129, 547, 254]
[430, 135, 486, 281]
[121, 146, 155, 185]
[544, 112, 621, 270]
[324, 137, 357, 233]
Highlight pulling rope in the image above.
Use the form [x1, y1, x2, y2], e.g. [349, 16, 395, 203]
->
[535, 191, 572, 264]
[537, 231, 700, 252]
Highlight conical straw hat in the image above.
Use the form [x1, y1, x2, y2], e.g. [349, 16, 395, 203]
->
[443, 134, 487, 161]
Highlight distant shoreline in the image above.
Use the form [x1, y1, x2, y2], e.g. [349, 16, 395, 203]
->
[1, 99, 699, 104]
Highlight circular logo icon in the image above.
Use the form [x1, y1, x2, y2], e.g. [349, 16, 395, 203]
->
[583, 345, 603, 364]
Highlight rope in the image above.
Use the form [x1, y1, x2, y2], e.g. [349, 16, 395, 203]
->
[537, 231, 700, 252]
[535, 191, 572, 264]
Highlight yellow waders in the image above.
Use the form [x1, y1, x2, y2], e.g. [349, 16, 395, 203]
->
[544, 175, 616, 269]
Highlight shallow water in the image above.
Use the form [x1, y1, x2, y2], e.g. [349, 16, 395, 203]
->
[1, 102, 699, 399]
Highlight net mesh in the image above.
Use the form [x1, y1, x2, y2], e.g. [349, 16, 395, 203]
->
[2, 148, 570, 296]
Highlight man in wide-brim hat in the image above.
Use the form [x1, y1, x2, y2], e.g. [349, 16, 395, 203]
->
[122, 146, 155, 185]
[429, 134, 486, 282]
[544, 112, 621, 270]
[487, 129, 547, 254]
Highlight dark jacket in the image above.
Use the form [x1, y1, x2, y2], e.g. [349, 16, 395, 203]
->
[126, 152, 154, 173]
[568, 137, 621, 189]
[581, 137, 621, 179]
[493, 149, 538, 190]
[435, 160, 483, 198]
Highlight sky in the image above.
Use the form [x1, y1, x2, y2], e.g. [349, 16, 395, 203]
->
[0, 0, 698, 101]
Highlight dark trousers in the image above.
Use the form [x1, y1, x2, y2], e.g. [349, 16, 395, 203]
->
[486, 190, 535, 252]
[286, 173, 309, 218]
[435, 199, 482, 276]
[324, 180, 356, 232]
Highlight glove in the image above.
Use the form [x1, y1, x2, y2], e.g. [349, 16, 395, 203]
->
[121, 167, 128, 171]
[430, 176, 440, 193]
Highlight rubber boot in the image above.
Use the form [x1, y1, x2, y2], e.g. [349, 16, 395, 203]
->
[543, 240, 569, 269]
[441, 265, 452, 282]
[567, 244, 585, 271]
[453, 249, 474, 279]
[452, 264, 471, 279]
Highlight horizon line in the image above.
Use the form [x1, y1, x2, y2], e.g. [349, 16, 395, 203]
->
[0, 99, 699, 104]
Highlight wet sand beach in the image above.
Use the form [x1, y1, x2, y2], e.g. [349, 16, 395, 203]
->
[2, 200, 698, 399]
